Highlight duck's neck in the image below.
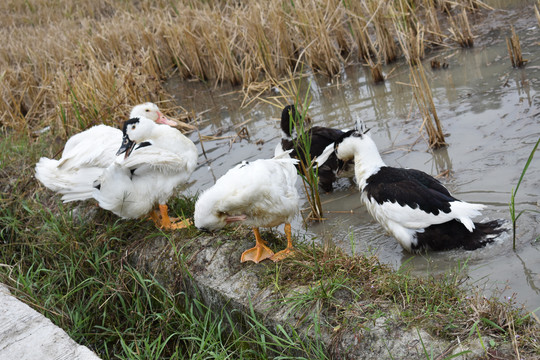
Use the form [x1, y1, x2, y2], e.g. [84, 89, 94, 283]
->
[281, 106, 296, 139]
[147, 124, 179, 150]
[353, 143, 385, 190]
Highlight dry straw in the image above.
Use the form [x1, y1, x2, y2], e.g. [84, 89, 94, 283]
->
[409, 62, 446, 149]
[1, 0, 492, 138]
[448, 8, 474, 48]
[506, 26, 528, 68]
[536, 1, 540, 26]
[391, 0, 425, 65]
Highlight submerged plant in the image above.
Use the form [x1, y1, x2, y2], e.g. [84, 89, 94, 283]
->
[365, 56, 385, 83]
[536, 1, 540, 27]
[509, 136, 540, 250]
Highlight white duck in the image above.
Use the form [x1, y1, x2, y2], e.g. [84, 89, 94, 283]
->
[93, 116, 198, 229]
[334, 126, 503, 252]
[35, 102, 177, 198]
[194, 154, 299, 263]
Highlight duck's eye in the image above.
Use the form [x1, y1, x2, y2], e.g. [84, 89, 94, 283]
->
[131, 125, 136, 130]
[145, 109, 149, 112]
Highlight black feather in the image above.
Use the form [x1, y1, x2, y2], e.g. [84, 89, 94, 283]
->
[280, 105, 353, 192]
[135, 141, 152, 150]
[414, 219, 504, 252]
[122, 117, 141, 134]
[365, 167, 455, 215]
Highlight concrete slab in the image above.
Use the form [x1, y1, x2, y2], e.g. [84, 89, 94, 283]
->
[0, 284, 100, 360]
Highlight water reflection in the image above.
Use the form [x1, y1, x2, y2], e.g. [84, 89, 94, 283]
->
[516, 252, 540, 296]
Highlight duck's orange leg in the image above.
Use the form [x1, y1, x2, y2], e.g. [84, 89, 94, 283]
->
[270, 223, 295, 262]
[158, 204, 192, 229]
[148, 209, 161, 226]
[241, 228, 274, 263]
[147, 204, 191, 229]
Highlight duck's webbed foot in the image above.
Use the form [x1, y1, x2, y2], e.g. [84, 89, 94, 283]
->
[241, 228, 275, 263]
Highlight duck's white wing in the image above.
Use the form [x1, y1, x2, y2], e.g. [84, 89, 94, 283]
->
[363, 192, 485, 231]
[216, 159, 299, 224]
[314, 142, 334, 166]
[60, 143, 189, 205]
[91, 144, 196, 217]
[120, 145, 196, 175]
[91, 162, 150, 219]
[59, 125, 122, 169]
[36, 125, 122, 194]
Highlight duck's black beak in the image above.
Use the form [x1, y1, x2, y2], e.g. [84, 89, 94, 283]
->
[116, 134, 136, 159]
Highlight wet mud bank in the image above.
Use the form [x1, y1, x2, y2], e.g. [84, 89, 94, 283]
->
[128, 231, 511, 359]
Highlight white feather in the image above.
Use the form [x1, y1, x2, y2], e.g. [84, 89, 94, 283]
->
[93, 117, 197, 219]
[35, 102, 174, 200]
[194, 157, 299, 231]
[314, 142, 334, 167]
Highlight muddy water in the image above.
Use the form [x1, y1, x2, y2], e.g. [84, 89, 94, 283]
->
[166, 2, 540, 311]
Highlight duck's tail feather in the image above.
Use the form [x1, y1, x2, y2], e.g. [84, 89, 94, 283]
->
[465, 219, 506, 250]
[35, 157, 63, 192]
[36, 157, 103, 201]
[59, 166, 107, 202]
[414, 219, 506, 252]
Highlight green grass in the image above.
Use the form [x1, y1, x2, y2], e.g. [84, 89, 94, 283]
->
[274, 74, 324, 222]
[509, 136, 540, 249]
[0, 197, 328, 359]
[0, 223, 331, 359]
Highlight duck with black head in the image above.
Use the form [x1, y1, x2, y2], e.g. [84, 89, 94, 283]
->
[92, 116, 198, 229]
[277, 104, 354, 192]
[333, 124, 504, 253]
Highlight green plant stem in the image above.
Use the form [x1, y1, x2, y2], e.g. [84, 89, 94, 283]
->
[510, 136, 540, 249]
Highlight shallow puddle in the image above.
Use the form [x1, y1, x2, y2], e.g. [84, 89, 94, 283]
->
[167, 2, 540, 311]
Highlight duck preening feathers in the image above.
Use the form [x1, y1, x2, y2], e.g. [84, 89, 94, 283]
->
[334, 128, 504, 253]
[36, 106, 197, 229]
[35, 102, 178, 198]
[92, 116, 197, 229]
[194, 154, 299, 263]
[278, 104, 353, 192]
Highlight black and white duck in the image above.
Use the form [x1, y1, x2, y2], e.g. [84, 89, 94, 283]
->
[277, 104, 353, 192]
[334, 126, 504, 252]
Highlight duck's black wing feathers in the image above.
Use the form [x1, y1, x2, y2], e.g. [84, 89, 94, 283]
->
[364, 167, 456, 215]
